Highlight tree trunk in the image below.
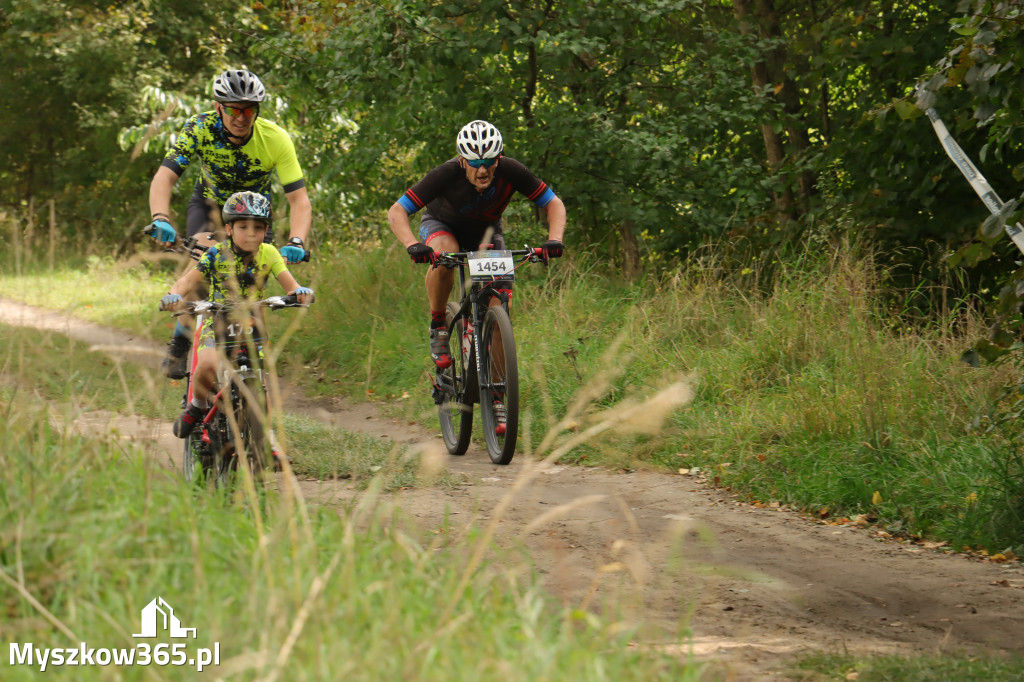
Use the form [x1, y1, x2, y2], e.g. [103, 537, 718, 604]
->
[620, 218, 641, 282]
[732, 0, 815, 219]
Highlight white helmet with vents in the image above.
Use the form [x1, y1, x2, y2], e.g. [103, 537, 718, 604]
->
[456, 120, 503, 160]
[212, 70, 266, 104]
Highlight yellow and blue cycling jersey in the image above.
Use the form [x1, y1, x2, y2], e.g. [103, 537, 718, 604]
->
[161, 113, 305, 204]
[194, 241, 289, 350]
[196, 241, 289, 302]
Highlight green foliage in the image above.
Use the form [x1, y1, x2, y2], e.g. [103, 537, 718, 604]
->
[910, 1, 1024, 368]
[0, 0, 269, 245]
[5, 0, 1015, 284]
[249, 0, 1000, 284]
[264, 0, 784, 255]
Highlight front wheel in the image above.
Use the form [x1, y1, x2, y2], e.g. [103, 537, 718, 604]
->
[219, 376, 269, 485]
[479, 305, 519, 465]
[439, 301, 473, 455]
[232, 376, 269, 476]
[183, 431, 214, 484]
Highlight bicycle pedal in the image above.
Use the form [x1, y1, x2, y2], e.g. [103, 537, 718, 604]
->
[201, 429, 211, 444]
[431, 387, 445, 405]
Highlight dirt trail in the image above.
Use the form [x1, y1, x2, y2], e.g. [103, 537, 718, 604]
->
[5, 296, 1024, 680]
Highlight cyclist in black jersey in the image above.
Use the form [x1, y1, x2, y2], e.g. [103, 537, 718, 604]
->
[387, 120, 566, 369]
[146, 69, 313, 379]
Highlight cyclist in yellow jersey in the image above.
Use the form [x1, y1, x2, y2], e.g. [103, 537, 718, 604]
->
[146, 69, 313, 378]
[160, 191, 314, 438]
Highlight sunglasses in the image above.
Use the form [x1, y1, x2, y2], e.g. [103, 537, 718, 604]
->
[222, 104, 258, 119]
[466, 157, 498, 168]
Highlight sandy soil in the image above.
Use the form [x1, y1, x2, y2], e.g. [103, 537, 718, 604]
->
[5, 296, 1024, 680]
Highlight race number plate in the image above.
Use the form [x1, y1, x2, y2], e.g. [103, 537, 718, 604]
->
[468, 250, 514, 281]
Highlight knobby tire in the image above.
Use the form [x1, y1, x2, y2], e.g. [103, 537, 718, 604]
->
[479, 305, 519, 465]
[205, 376, 268, 489]
[439, 301, 473, 455]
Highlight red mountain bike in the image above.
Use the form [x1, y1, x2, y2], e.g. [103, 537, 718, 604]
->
[161, 296, 308, 486]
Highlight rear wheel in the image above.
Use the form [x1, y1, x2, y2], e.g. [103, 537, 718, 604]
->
[439, 302, 473, 455]
[479, 305, 518, 465]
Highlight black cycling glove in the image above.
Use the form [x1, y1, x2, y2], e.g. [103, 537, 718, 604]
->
[542, 239, 564, 263]
[407, 242, 437, 265]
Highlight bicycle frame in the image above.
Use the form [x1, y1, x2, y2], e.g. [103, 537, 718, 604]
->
[181, 306, 268, 483]
[188, 310, 265, 426]
[434, 248, 538, 403]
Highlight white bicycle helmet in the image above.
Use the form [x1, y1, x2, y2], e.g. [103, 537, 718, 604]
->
[212, 70, 266, 104]
[456, 120, 503, 160]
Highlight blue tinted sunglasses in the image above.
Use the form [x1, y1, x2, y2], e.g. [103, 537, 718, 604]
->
[466, 157, 498, 168]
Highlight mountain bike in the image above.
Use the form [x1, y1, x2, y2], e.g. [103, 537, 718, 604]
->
[161, 295, 308, 487]
[428, 246, 546, 465]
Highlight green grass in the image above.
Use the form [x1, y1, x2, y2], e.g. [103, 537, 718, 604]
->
[268, 242, 1023, 554]
[281, 412, 461, 490]
[797, 652, 1024, 681]
[0, 396, 699, 681]
[2, 240, 1022, 555]
[0, 255, 176, 336]
[0, 322, 455, 493]
[0, 322, 180, 418]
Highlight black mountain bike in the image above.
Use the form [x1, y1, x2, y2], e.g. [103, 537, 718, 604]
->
[428, 246, 545, 465]
[162, 296, 307, 487]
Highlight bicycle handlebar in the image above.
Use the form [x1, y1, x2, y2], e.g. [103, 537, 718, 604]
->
[142, 224, 210, 260]
[144, 224, 311, 262]
[431, 247, 545, 269]
[159, 294, 313, 314]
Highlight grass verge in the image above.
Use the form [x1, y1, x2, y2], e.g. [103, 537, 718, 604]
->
[0, 394, 699, 680]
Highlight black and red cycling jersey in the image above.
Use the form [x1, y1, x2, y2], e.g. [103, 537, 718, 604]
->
[396, 157, 557, 233]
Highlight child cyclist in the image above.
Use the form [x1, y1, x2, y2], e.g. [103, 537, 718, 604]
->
[160, 190, 314, 438]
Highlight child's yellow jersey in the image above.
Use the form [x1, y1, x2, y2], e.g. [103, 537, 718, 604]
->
[196, 241, 288, 302]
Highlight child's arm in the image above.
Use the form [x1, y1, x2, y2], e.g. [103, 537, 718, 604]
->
[160, 267, 205, 311]
[276, 271, 314, 305]
[169, 267, 205, 298]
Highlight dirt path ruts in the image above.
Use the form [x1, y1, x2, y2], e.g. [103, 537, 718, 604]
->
[5, 296, 1023, 680]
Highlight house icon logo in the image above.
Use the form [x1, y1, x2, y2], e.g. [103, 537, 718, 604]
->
[132, 597, 197, 639]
